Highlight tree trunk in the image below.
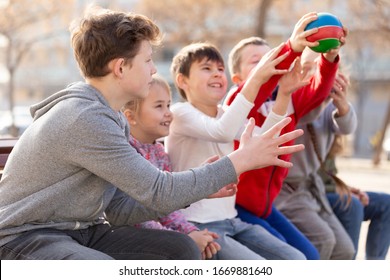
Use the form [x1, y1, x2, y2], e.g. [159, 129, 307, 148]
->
[354, 80, 366, 156]
[7, 68, 18, 137]
[6, 39, 18, 137]
[255, 0, 273, 38]
[373, 98, 390, 165]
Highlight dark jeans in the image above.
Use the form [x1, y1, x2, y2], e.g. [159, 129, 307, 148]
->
[327, 191, 390, 260]
[236, 205, 320, 260]
[0, 224, 201, 260]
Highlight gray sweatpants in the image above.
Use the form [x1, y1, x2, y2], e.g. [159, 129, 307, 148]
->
[274, 182, 355, 260]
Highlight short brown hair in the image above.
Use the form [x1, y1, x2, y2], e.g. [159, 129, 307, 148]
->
[170, 42, 224, 100]
[70, 6, 162, 78]
[228, 37, 269, 77]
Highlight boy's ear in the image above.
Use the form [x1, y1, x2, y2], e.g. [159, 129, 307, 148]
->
[176, 73, 188, 91]
[112, 58, 125, 78]
[231, 73, 243, 85]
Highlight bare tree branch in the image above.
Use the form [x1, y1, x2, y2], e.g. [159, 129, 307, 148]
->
[255, 0, 273, 38]
[0, 0, 72, 137]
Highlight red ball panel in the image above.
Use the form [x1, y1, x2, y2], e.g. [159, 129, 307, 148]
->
[306, 26, 344, 43]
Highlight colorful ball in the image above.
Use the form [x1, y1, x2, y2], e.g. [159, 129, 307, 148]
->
[304, 12, 343, 53]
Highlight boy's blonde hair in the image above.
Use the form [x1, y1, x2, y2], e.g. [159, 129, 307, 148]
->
[122, 75, 171, 114]
[228, 37, 269, 78]
[170, 42, 224, 100]
[70, 6, 162, 78]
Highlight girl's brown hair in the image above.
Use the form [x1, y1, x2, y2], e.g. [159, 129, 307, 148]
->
[307, 123, 352, 208]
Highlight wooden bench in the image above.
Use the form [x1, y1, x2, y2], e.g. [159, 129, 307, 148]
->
[0, 138, 18, 179]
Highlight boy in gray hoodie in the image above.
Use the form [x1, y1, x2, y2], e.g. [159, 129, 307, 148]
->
[0, 6, 304, 260]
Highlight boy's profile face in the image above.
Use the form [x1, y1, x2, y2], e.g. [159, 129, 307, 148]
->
[122, 40, 157, 101]
[235, 44, 271, 83]
[183, 58, 227, 107]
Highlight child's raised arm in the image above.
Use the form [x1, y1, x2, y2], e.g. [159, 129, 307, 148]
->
[239, 43, 291, 103]
[273, 57, 311, 116]
[289, 12, 320, 53]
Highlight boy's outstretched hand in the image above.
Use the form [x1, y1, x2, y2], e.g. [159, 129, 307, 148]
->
[229, 117, 305, 176]
[245, 43, 291, 86]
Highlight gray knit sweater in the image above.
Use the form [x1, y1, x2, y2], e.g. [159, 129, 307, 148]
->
[0, 82, 236, 247]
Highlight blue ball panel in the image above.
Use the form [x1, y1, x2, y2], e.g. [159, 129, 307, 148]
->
[305, 12, 342, 30]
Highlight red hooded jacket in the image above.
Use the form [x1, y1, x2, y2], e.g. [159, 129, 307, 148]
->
[225, 42, 339, 217]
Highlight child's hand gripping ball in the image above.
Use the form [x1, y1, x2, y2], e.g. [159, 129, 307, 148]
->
[305, 12, 343, 53]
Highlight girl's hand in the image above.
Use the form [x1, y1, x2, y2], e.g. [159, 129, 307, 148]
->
[208, 183, 237, 199]
[203, 240, 221, 259]
[351, 187, 369, 206]
[323, 26, 348, 62]
[330, 72, 350, 116]
[278, 57, 311, 97]
[188, 229, 220, 259]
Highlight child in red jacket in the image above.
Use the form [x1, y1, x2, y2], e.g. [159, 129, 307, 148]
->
[224, 17, 348, 218]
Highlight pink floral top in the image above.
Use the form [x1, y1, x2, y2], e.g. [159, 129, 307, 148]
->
[129, 136, 198, 234]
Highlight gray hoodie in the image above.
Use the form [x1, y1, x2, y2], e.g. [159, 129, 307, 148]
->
[0, 82, 237, 247]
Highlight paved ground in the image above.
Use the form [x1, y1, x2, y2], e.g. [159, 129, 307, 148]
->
[336, 156, 390, 260]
